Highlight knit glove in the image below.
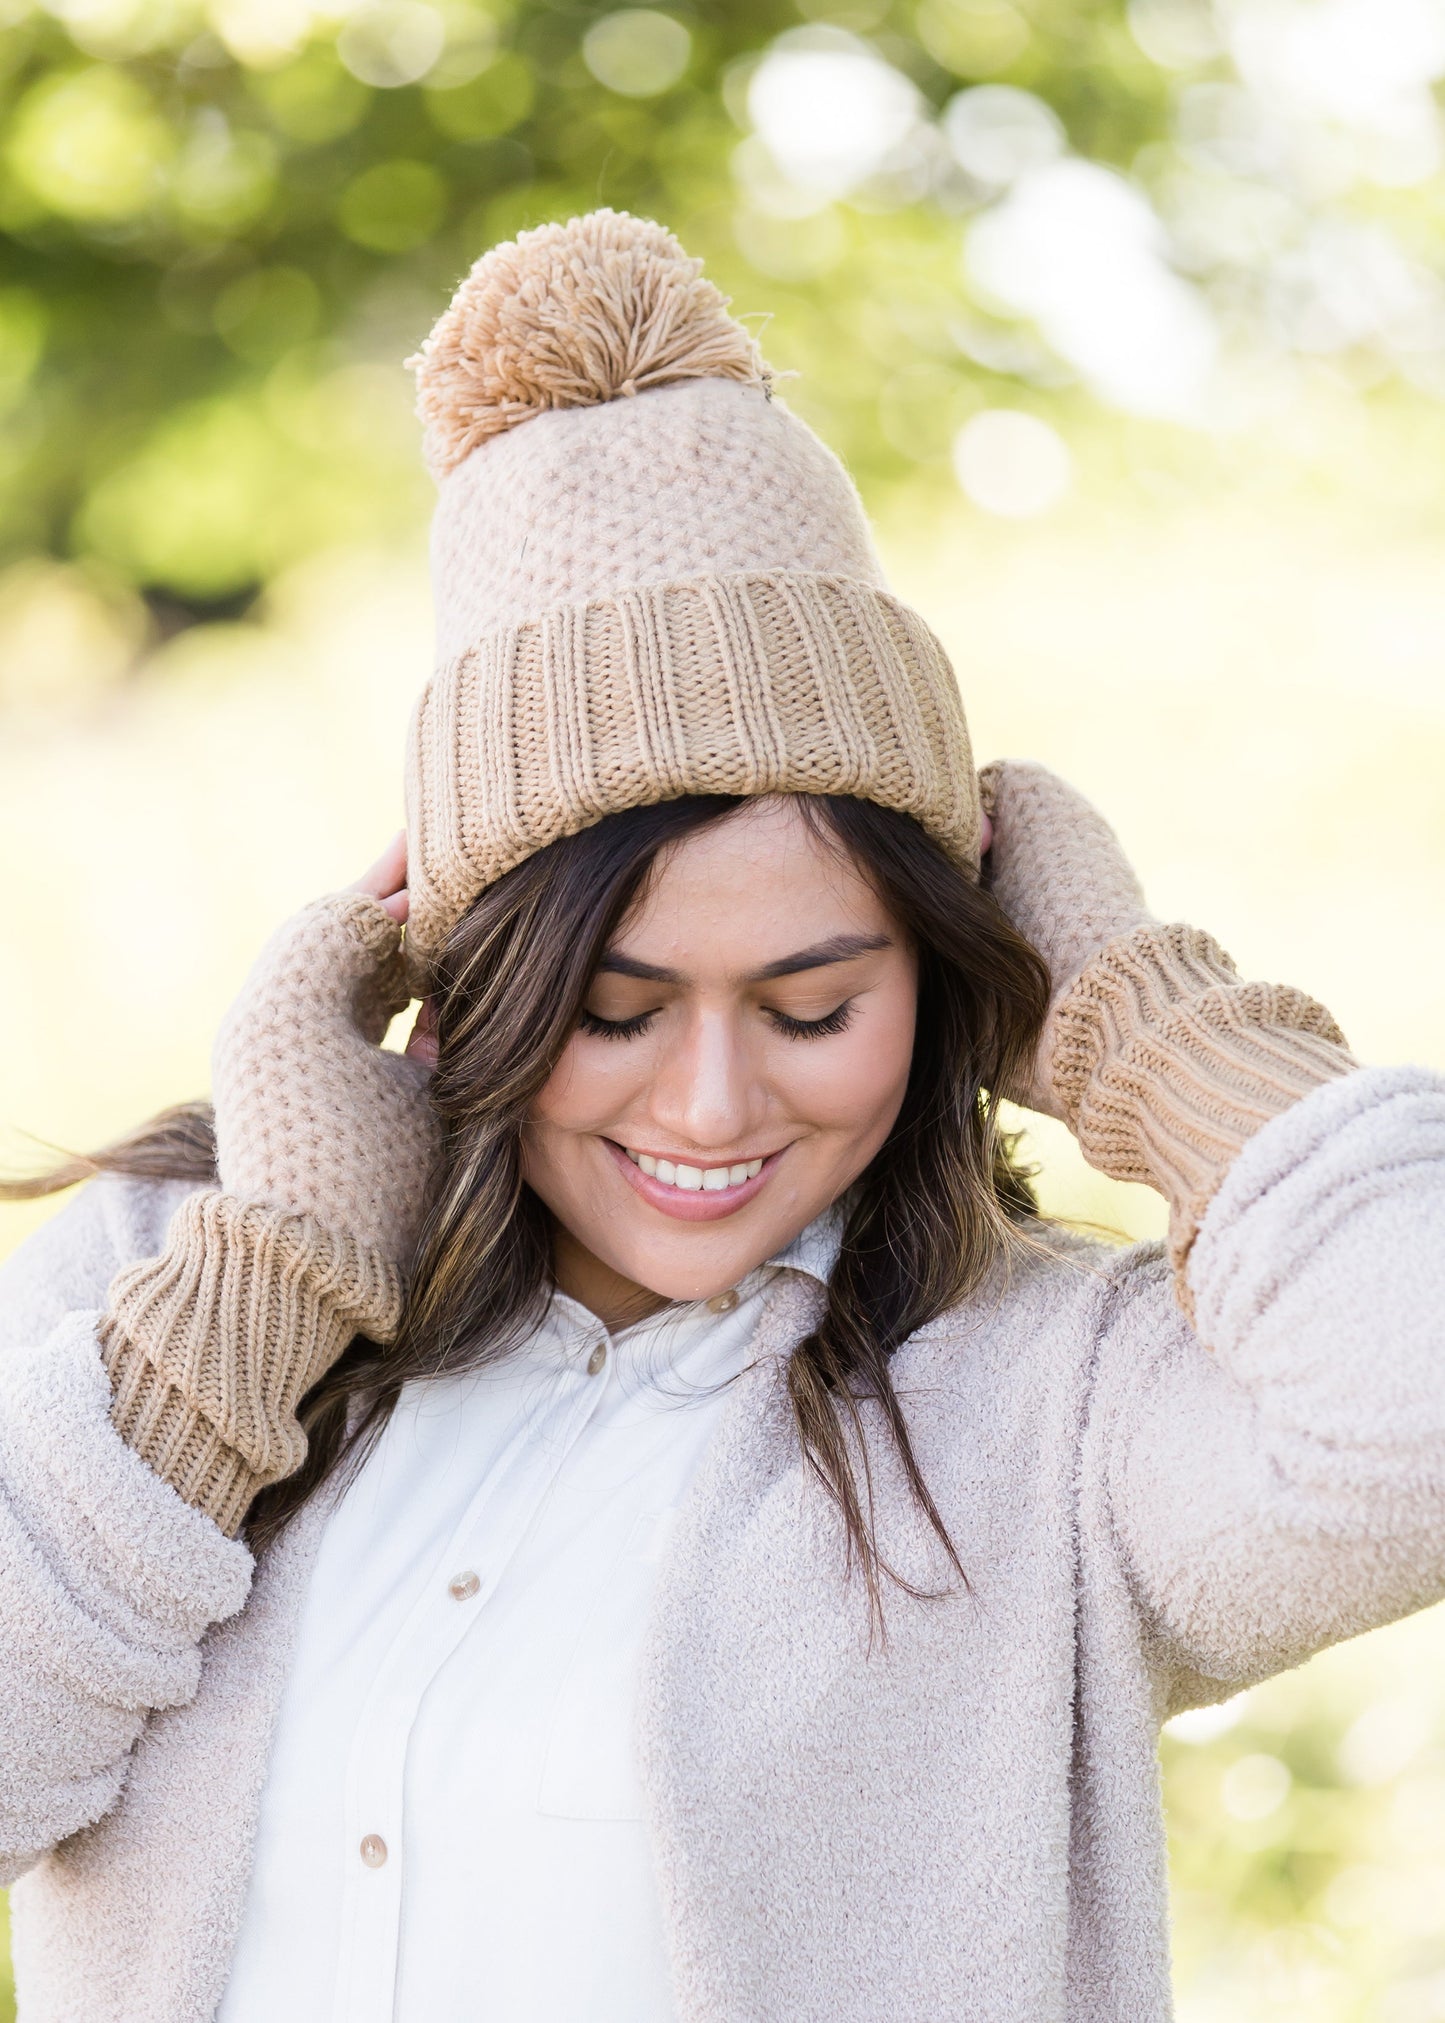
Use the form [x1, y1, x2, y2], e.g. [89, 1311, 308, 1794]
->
[100, 895, 439, 1536]
[979, 760, 1358, 1304]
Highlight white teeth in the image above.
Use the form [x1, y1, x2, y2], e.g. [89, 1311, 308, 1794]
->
[625, 1150, 769, 1191]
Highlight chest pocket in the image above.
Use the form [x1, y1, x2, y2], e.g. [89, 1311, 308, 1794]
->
[537, 1507, 677, 1821]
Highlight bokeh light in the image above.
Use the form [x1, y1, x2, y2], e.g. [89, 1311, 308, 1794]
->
[582, 9, 691, 97]
[952, 406, 1073, 513]
[746, 28, 923, 202]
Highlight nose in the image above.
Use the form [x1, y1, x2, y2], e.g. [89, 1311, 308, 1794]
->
[645, 1005, 765, 1154]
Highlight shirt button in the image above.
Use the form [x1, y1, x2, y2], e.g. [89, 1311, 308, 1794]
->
[359, 1835, 388, 1869]
[586, 1342, 607, 1375]
[707, 1289, 740, 1314]
[448, 1571, 480, 1602]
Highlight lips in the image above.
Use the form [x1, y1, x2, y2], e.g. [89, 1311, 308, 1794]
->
[604, 1139, 781, 1222]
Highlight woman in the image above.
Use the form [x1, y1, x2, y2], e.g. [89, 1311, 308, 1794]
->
[2, 209, 1442, 2023]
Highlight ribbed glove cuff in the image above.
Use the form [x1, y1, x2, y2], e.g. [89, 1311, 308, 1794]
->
[100, 1192, 403, 1536]
[1049, 923, 1357, 1306]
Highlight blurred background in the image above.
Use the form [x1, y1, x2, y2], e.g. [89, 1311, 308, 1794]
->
[2, 0, 1445, 2011]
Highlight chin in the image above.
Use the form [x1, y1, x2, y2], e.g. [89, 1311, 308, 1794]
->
[604, 1230, 764, 1304]
[622, 1256, 746, 1304]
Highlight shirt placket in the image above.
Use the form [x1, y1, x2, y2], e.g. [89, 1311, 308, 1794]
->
[327, 1316, 615, 2023]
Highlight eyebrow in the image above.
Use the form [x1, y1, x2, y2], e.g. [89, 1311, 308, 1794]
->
[596, 932, 893, 986]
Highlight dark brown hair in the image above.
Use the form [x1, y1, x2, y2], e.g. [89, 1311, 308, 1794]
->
[6, 795, 1051, 1612]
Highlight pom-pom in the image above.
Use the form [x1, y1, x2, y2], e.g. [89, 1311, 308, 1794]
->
[408, 208, 772, 478]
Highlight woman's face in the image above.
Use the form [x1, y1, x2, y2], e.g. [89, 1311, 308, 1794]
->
[521, 797, 918, 1322]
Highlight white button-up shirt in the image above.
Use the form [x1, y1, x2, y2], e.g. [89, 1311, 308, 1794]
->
[217, 1214, 840, 2023]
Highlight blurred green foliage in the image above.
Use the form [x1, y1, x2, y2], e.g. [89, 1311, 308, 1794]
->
[6, 0, 1445, 632]
[1162, 1605, 1445, 2021]
[0, 0, 1233, 618]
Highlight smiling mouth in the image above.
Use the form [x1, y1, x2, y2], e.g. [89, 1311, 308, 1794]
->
[623, 1149, 765, 1193]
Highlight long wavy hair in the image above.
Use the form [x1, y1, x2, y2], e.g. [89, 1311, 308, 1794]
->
[5, 794, 1052, 1610]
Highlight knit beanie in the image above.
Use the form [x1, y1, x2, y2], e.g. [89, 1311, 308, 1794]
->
[403, 208, 981, 973]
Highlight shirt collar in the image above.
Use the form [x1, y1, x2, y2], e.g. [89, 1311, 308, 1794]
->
[541, 1199, 845, 1367]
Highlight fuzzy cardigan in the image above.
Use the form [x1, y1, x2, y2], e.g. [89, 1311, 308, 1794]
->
[3, 1061, 1445, 2021]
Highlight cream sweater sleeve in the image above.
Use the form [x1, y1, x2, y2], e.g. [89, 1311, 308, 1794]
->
[1087, 1063, 1445, 1696]
[1039, 895, 1445, 1692]
[0, 1177, 253, 1885]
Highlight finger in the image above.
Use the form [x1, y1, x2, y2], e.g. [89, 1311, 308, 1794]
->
[404, 996, 438, 1069]
[350, 830, 408, 901]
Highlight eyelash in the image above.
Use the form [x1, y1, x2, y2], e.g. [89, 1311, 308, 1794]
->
[577, 1001, 857, 1042]
[767, 1001, 856, 1040]
[577, 1009, 654, 1041]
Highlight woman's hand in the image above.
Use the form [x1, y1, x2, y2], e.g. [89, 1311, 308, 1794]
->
[101, 835, 446, 1530]
[977, 757, 1354, 1310]
[977, 759, 1153, 1119]
[211, 837, 442, 1270]
[351, 830, 411, 924]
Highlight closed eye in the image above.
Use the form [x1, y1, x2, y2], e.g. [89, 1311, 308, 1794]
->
[578, 1007, 658, 1041]
[765, 1000, 856, 1039]
[580, 1000, 858, 1041]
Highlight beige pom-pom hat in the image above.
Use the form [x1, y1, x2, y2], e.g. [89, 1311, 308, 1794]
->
[402, 207, 981, 974]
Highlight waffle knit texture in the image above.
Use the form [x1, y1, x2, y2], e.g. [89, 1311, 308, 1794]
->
[401, 210, 983, 972]
[97, 893, 438, 1534]
[8, 1065, 1445, 2020]
[207, 893, 438, 1258]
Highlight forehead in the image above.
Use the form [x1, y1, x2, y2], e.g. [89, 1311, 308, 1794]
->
[612, 799, 893, 957]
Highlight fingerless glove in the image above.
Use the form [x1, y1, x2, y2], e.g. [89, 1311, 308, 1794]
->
[980, 761, 1357, 1307]
[98, 894, 439, 1535]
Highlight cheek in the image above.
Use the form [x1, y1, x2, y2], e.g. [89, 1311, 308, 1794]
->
[528, 1036, 650, 1130]
[780, 992, 917, 1133]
